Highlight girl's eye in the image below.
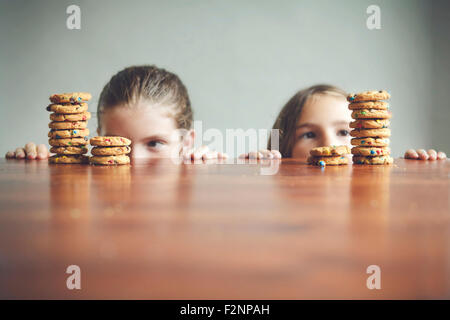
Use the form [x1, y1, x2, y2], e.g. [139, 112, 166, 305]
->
[299, 131, 316, 139]
[337, 129, 349, 137]
[147, 140, 165, 149]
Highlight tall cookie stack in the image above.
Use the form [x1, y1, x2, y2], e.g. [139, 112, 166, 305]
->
[47, 92, 92, 164]
[89, 136, 131, 165]
[307, 145, 350, 167]
[348, 90, 393, 165]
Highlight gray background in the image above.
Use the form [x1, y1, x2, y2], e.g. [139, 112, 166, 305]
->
[1, 0, 449, 157]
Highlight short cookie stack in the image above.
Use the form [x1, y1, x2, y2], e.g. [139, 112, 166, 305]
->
[348, 90, 393, 165]
[89, 136, 131, 165]
[47, 92, 92, 164]
[307, 145, 350, 167]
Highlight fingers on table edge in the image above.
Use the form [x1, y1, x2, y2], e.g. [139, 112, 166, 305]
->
[6, 144, 49, 160]
[405, 148, 447, 160]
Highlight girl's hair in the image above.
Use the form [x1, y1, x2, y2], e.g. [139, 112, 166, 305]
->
[268, 84, 347, 157]
[97, 65, 193, 130]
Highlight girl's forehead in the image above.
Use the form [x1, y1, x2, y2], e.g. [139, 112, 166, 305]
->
[107, 102, 173, 117]
[100, 104, 178, 137]
[297, 94, 350, 126]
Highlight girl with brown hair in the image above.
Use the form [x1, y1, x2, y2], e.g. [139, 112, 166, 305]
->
[240, 84, 446, 161]
[7, 65, 227, 160]
[240, 84, 351, 161]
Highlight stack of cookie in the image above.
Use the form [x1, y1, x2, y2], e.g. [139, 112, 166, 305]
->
[89, 136, 131, 165]
[348, 90, 393, 165]
[47, 92, 92, 164]
[307, 145, 350, 167]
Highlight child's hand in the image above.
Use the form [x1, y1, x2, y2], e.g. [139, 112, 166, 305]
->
[182, 146, 228, 161]
[5, 142, 50, 160]
[404, 149, 447, 160]
[238, 149, 282, 160]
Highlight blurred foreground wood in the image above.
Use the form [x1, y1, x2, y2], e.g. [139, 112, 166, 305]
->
[0, 158, 449, 299]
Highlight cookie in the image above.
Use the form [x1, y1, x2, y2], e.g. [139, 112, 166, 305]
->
[353, 155, 394, 165]
[48, 128, 89, 139]
[349, 119, 390, 129]
[49, 92, 92, 104]
[307, 155, 348, 166]
[50, 146, 88, 155]
[91, 146, 131, 156]
[48, 137, 89, 147]
[48, 121, 87, 130]
[90, 155, 130, 165]
[46, 103, 88, 114]
[347, 90, 390, 102]
[89, 136, 132, 147]
[351, 109, 392, 119]
[350, 128, 391, 138]
[50, 112, 91, 122]
[351, 138, 390, 147]
[49, 154, 89, 164]
[310, 145, 350, 157]
[348, 101, 389, 110]
[351, 147, 390, 156]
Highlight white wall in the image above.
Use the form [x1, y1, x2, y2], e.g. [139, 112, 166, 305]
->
[431, 0, 450, 153]
[0, 0, 447, 157]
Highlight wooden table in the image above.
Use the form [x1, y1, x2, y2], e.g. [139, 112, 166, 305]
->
[0, 158, 449, 299]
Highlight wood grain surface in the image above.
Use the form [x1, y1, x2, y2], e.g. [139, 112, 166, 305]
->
[0, 158, 449, 299]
